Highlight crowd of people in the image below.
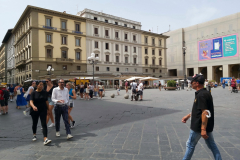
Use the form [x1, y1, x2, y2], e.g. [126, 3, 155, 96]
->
[0, 79, 109, 145]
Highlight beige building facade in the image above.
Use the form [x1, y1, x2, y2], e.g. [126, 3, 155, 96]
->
[12, 5, 87, 84]
[0, 44, 5, 83]
[141, 32, 168, 78]
[165, 13, 240, 82]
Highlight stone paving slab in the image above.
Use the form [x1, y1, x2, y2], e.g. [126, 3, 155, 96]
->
[0, 88, 240, 160]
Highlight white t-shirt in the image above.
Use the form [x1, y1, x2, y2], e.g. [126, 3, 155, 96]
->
[27, 86, 34, 95]
[130, 82, 137, 90]
[138, 83, 143, 91]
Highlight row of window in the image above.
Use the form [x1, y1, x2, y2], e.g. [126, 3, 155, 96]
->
[94, 41, 138, 52]
[145, 48, 162, 56]
[45, 17, 81, 32]
[93, 17, 136, 29]
[16, 17, 31, 40]
[94, 28, 137, 40]
[16, 33, 31, 53]
[46, 34, 81, 46]
[145, 69, 162, 73]
[46, 64, 81, 71]
[46, 49, 81, 60]
[105, 55, 137, 64]
[144, 59, 162, 65]
[145, 37, 162, 46]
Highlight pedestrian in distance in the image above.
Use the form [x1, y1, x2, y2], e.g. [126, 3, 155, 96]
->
[116, 87, 120, 95]
[181, 74, 222, 160]
[94, 85, 98, 97]
[236, 78, 240, 90]
[52, 79, 73, 139]
[158, 81, 162, 91]
[98, 82, 105, 100]
[80, 82, 84, 99]
[228, 79, 231, 91]
[89, 82, 94, 99]
[222, 79, 225, 89]
[30, 81, 51, 145]
[85, 83, 90, 100]
[125, 80, 129, 93]
[0, 85, 8, 115]
[3, 86, 10, 114]
[66, 82, 76, 128]
[130, 80, 137, 101]
[44, 78, 56, 128]
[9, 84, 14, 102]
[138, 80, 143, 101]
[16, 84, 27, 109]
[23, 81, 36, 116]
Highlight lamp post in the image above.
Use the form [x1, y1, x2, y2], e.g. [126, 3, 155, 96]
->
[47, 66, 54, 78]
[182, 45, 187, 87]
[87, 53, 99, 85]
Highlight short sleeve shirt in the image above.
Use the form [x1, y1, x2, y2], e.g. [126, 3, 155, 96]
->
[191, 88, 214, 133]
[0, 90, 4, 100]
[30, 90, 48, 114]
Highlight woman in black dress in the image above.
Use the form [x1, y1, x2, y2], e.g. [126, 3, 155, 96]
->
[30, 81, 51, 145]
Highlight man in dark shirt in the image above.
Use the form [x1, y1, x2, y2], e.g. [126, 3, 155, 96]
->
[181, 74, 222, 160]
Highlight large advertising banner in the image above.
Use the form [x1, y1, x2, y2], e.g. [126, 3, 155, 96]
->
[198, 34, 238, 61]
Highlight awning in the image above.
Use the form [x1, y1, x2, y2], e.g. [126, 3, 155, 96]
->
[139, 77, 159, 81]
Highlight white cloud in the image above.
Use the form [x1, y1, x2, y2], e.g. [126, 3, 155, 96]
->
[186, 6, 218, 26]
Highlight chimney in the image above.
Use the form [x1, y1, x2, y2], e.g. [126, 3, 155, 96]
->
[149, 29, 151, 32]
[63, 11, 66, 13]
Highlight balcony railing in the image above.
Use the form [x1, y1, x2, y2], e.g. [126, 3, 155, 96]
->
[72, 31, 83, 34]
[115, 37, 120, 40]
[93, 34, 99, 37]
[133, 40, 137, 43]
[16, 60, 26, 67]
[56, 58, 74, 63]
[43, 26, 57, 30]
[114, 62, 121, 65]
[105, 36, 110, 38]
[104, 62, 112, 64]
[124, 39, 129, 42]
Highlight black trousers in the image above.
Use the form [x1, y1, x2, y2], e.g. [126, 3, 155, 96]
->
[31, 110, 47, 137]
[54, 105, 71, 135]
[89, 90, 93, 98]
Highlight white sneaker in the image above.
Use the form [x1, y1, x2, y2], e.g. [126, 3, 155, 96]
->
[32, 135, 37, 141]
[56, 132, 60, 137]
[43, 139, 51, 145]
[67, 134, 73, 139]
[48, 123, 55, 128]
[23, 111, 27, 116]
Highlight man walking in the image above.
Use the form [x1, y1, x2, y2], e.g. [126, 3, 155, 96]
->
[52, 79, 73, 139]
[23, 81, 36, 116]
[181, 74, 222, 160]
[130, 80, 137, 101]
[0, 85, 6, 115]
[138, 80, 143, 101]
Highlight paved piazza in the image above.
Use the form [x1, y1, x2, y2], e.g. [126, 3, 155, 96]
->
[0, 87, 239, 160]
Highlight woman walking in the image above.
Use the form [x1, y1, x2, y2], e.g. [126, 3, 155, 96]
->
[222, 79, 225, 89]
[30, 81, 51, 145]
[16, 84, 27, 109]
[66, 82, 76, 128]
[80, 82, 84, 99]
[85, 83, 90, 100]
[98, 82, 105, 100]
[44, 78, 55, 128]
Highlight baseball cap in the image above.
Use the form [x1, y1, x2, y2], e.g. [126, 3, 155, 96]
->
[191, 74, 205, 84]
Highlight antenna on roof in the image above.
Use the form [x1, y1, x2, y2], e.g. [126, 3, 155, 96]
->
[169, 25, 171, 31]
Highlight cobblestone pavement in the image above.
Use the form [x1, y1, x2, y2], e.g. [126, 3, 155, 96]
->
[0, 87, 240, 160]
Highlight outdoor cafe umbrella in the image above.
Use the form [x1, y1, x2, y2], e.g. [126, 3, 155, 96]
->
[139, 77, 159, 81]
[125, 77, 143, 81]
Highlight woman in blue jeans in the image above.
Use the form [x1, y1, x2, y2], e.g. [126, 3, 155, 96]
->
[222, 79, 225, 89]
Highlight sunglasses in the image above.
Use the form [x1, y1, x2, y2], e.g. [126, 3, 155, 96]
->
[46, 81, 49, 83]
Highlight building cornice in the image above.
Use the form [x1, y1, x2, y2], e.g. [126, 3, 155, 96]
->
[12, 5, 86, 33]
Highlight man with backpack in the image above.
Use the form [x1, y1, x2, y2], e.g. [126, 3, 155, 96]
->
[130, 80, 137, 101]
[3, 86, 10, 114]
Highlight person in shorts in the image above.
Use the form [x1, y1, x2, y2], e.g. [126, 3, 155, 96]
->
[9, 84, 14, 102]
[3, 86, 10, 114]
[138, 80, 143, 101]
[80, 82, 84, 99]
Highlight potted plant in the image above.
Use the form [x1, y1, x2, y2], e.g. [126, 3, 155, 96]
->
[164, 80, 177, 90]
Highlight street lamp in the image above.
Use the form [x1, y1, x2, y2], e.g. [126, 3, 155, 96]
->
[87, 53, 99, 85]
[182, 45, 187, 87]
[47, 66, 54, 78]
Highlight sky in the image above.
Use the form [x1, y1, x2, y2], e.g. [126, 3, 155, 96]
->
[0, 0, 240, 41]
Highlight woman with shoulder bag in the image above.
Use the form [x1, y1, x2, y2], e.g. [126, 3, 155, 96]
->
[30, 81, 51, 145]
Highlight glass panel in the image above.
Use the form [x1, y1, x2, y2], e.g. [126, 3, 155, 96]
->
[62, 51, 67, 58]
[62, 22, 66, 29]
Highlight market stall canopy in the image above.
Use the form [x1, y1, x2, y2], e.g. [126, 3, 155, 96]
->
[75, 77, 99, 80]
[140, 77, 159, 81]
[125, 77, 143, 81]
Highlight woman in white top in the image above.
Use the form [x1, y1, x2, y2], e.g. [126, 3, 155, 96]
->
[98, 82, 105, 100]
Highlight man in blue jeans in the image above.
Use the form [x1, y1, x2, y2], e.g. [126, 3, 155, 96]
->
[181, 74, 222, 160]
[52, 79, 73, 140]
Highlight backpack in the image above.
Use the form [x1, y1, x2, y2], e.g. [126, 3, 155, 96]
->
[3, 90, 10, 99]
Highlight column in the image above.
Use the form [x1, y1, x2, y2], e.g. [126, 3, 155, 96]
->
[223, 64, 229, 77]
[207, 66, 213, 80]
[194, 67, 199, 75]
